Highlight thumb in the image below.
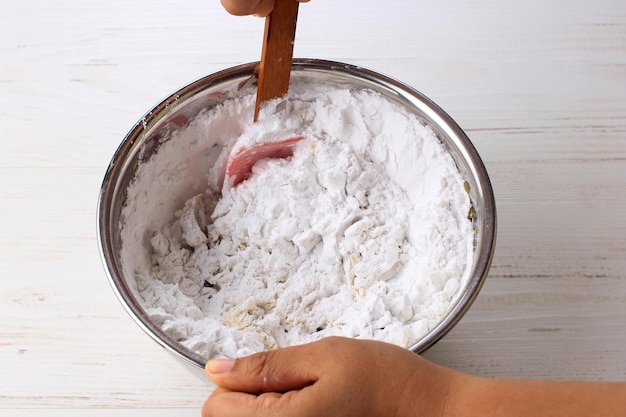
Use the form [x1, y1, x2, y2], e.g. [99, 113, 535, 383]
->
[206, 343, 322, 394]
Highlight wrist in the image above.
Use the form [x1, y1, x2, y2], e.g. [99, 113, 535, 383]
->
[392, 358, 471, 417]
[441, 372, 486, 417]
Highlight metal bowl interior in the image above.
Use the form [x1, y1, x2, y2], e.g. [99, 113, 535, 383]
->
[97, 58, 496, 369]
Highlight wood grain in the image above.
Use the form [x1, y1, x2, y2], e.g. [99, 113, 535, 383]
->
[254, 0, 299, 121]
[1, 0, 625, 414]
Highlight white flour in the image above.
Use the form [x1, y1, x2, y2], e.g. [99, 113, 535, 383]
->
[120, 81, 474, 359]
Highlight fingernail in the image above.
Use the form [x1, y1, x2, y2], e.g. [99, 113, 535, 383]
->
[207, 358, 235, 374]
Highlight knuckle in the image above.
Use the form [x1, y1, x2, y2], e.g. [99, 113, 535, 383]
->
[245, 350, 275, 387]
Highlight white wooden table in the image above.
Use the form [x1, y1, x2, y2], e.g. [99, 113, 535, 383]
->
[1, 0, 625, 415]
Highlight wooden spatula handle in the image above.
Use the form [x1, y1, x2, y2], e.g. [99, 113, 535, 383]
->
[254, 0, 300, 122]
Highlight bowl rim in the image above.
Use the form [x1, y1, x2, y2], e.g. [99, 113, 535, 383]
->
[97, 58, 497, 369]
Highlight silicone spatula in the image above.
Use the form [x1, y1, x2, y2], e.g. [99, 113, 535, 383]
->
[224, 0, 304, 187]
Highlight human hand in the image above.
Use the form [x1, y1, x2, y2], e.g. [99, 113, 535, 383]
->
[202, 336, 464, 417]
[221, 0, 310, 17]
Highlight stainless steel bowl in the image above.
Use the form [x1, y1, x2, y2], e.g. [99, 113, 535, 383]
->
[97, 59, 496, 369]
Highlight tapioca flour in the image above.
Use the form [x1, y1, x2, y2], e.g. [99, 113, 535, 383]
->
[120, 82, 475, 359]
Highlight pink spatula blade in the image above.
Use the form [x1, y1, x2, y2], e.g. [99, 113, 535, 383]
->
[225, 135, 305, 186]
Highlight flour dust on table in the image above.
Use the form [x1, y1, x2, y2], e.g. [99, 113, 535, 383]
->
[120, 82, 475, 359]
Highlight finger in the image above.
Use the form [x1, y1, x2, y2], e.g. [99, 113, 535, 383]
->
[221, 0, 274, 17]
[204, 383, 327, 417]
[206, 341, 325, 394]
[202, 387, 275, 417]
